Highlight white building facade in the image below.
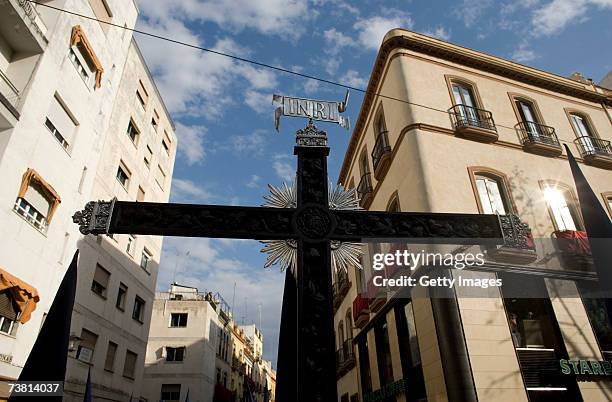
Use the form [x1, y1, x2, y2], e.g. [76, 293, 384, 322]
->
[0, 1, 176, 401]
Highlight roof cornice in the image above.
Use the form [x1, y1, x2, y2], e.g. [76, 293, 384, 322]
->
[338, 29, 612, 183]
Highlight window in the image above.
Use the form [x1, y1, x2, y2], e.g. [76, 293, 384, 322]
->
[144, 146, 153, 168]
[104, 341, 117, 372]
[132, 296, 145, 322]
[542, 183, 582, 231]
[475, 175, 508, 214]
[338, 321, 344, 346]
[604, 193, 612, 218]
[569, 113, 599, 154]
[126, 235, 135, 256]
[162, 137, 170, 155]
[345, 309, 353, 340]
[152, 110, 159, 131]
[155, 165, 166, 190]
[515, 98, 542, 138]
[374, 321, 394, 386]
[170, 313, 188, 327]
[451, 81, 479, 123]
[116, 283, 127, 311]
[126, 119, 140, 144]
[77, 328, 98, 363]
[469, 168, 514, 215]
[160, 384, 181, 402]
[91, 263, 110, 298]
[0, 292, 19, 336]
[14, 169, 61, 232]
[70, 26, 103, 89]
[45, 94, 77, 150]
[140, 248, 152, 272]
[578, 282, 612, 356]
[165, 346, 185, 362]
[136, 80, 148, 108]
[137, 186, 145, 202]
[116, 162, 130, 189]
[123, 350, 138, 379]
[88, 0, 112, 33]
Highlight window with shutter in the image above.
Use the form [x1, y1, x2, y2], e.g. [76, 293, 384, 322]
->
[104, 341, 117, 372]
[136, 80, 148, 108]
[45, 94, 77, 150]
[14, 169, 61, 232]
[77, 328, 98, 363]
[137, 186, 145, 202]
[123, 350, 137, 378]
[0, 292, 18, 322]
[91, 264, 110, 298]
[155, 165, 166, 190]
[88, 0, 112, 33]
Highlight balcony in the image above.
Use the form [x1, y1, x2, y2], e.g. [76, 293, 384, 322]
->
[574, 136, 612, 169]
[486, 214, 537, 263]
[448, 104, 498, 142]
[516, 122, 562, 157]
[352, 294, 370, 329]
[367, 279, 386, 313]
[0, 0, 48, 53]
[357, 173, 373, 208]
[371, 131, 392, 180]
[0, 70, 20, 129]
[336, 338, 356, 378]
[553, 230, 593, 271]
[333, 269, 351, 311]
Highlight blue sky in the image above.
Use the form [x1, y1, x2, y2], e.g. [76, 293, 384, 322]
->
[133, 0, 612, 365]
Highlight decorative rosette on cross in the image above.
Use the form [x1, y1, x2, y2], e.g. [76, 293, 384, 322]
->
[260, 182, 363, 273]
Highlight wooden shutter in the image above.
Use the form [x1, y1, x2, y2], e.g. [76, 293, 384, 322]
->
[0, 291, 18, 321]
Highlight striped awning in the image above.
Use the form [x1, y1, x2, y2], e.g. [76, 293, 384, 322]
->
[0, 268, 40, 323]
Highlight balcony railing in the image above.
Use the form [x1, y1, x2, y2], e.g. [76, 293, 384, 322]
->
[486, 214, 537, 263]
[574, 136, 612, 169]
[0, 71, 20, 112]
[333, 269, 350, 310]
[371, 131, 391, 178]
[16, 0, 48, 40]
[336, 338, 356, 377]
[357, 173, 373, 208]
[516, 122, 562, 156]
[449, 104, 496, 131]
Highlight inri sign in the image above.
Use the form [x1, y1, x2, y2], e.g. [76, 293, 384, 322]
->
[273, 91, 350, 131]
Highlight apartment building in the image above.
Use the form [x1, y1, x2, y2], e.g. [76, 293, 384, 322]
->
[335, 29, 612, 402]
[0, 0, 141, 399]
[64, 37, 177, 401]
[143, 284, 225, 402]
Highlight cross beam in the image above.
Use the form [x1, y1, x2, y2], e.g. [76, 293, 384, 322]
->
[73, 121, 513, 402]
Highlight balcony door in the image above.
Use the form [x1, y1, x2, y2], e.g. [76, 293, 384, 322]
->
[542, 185, 581, 231]
[451, 83, 478, 124]
[570, 114, 596, 154]
[475, 175, 508, 215]
[516, 99, 541, 139]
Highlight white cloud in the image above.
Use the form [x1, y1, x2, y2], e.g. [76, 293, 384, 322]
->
[353, 12, 414, 50]
[235, 64, 278, 90]
[171, 178, 215, 203]
[321, 57, 341, 76]
[323, 28, 355, 55]
[421, 26, 451, 41]
[272, 155, 295, 182]
[454, 0, 494, 27]
[531, 0, 612, 36]
[246, 175, 261, 188]
[175, 122, 206, 165]
[339, 70, 367, 89]
[229, 130, 268, 156]
[244, 91, 273, 115]
[511, 43, 538, 63]
[137, 0, 311, 38]
[303, 79, 320, 94]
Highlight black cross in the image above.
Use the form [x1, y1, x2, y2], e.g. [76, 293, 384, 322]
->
[73, 121, 523, 402]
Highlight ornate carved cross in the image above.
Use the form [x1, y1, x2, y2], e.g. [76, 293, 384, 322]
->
[73, 120, 524, 402]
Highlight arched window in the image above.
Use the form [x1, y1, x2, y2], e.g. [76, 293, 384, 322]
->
[338, 321, 345, 346]
[568, 112, 599, 154]
[541, 182, 583, 231]
[345, 309, 353, 340]
[512, 96, 545, 138]
[387, 194, 400, 212]
[448, 78, 482, 125]
[468, 167, 514, 215]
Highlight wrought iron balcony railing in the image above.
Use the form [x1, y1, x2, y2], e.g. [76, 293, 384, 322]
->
[574, 136, 612, 157]
[371, 130, 391, 176]
[336, 338, 356, 377]
[448, 104, 497, 132]
[516, 121, 561, 151]
[0, 70, 20, 112]
[486, 214, 537, 263]
[357, 173, 373, 207]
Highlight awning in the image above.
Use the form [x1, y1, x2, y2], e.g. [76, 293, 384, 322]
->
[17, 168, 61, 223]
[0, 268, 40, 324]
[70, 25, 104, 88]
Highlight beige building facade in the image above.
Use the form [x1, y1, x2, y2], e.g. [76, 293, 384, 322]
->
[335, 29, 612, 402]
